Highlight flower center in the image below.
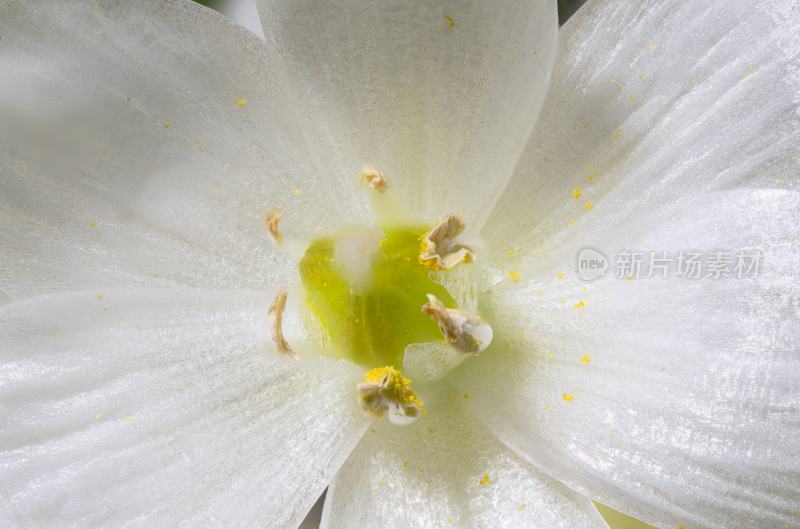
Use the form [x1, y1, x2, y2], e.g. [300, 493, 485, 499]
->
[273, 173, 493, 424]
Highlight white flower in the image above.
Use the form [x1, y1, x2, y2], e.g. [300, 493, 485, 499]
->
[0, 1, 798, 529]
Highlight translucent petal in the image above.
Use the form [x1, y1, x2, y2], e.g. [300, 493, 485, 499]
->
[464, 188, 800, 529]
[321, 391, 608, 529]
[0, 0, 369, 299]
[482, 0, 800, 267]
[0, 289, 369, 529]
[255, 0, 558, 228]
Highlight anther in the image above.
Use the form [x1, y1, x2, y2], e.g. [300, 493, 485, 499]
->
[419, 213, 475, 271]
[360, 168, 388, 192]
[268, 290, 294, 356]
[357, 366, 424, 425]
[421, 294, 492, 354]
[265, 209, 283, 246]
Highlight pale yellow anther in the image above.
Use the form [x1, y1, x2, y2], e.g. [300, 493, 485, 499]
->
[419, 213, 475, 271]
[265, 209, 283, 246]
[357, 366, 424, 425]
[268, 290, 294, 356]
[421, 294, 492, 354]
[360, 169, 388, 192]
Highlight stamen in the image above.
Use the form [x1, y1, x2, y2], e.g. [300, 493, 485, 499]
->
[268, 290, 294, 356]
[357, 366, 424, 425]
[360, 168, 388, 192]
[421, 294, 492, 354]
[265, 209, 283, 246]
[419, 213, 475, 271]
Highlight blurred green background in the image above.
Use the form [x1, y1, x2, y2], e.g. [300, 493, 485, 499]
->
[192, 1, 660, 528]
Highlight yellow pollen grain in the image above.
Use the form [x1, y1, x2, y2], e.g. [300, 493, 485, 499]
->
[580, 354, 591, 364]
[96, 294, 104, 301]
[403, 460, 411, 470]
[93, 412, 103, 421]
[556, 271, 565, 281]
[235, 98, 247, 107]
[479, 473, 492, 486]
[535, 289, 544, 297]
[572, 188, 582, 199]
[443, 15, 454, 28]
[545, 404, 553, 412]
[88, 222, 97, 229]
[122, 415, 135, 423]
[507, 271, 522, 283]
[519, 503, 526, 511]
[163, 122, 172, 129]
[463, 392, 470, 400]
[648, 41, 655, 50]
[584, 202, 594, 211]
[628, 94, 637, 102]
[638, 72, 648, 81]
[448, 517, 454, 525]
[626, 275, 635, 282]
[293, 187, 302, 197]
[574, 300, 586, 309]
[568, 218, 576, 226]
[546, 351, 554, 359]
[562, 393, 575, 402]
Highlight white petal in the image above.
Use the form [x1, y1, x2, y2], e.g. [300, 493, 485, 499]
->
[482, 0, 800, 263]
[255, 0, 558, 228]
[321, 391, 607, 529]
[464, 189, 800, 529]
[0, 289, 369, 529]
[0, 0, 369, 299]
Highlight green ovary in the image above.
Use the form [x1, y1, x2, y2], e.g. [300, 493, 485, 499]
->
[299, 226, 455, 367]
